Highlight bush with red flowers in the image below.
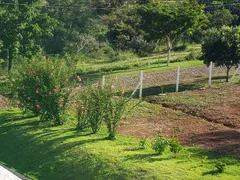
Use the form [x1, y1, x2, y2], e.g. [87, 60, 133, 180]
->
[9, 58, 75, 125]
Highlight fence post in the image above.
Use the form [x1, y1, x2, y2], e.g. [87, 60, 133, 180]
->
[176, 66, 180, 92]
[229, 65, 240, 84]
[208, 61, 213, 87]
[139, 71, 143, 99]
[101, 76, 105, 89]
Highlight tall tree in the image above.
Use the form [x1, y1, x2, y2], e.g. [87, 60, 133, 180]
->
[138, 0, 207, 66]
[0, 0, 57, 71]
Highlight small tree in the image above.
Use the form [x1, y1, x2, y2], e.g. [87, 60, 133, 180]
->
[202, 26, 240, 82]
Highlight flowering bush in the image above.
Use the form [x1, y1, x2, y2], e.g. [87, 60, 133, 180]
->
[9, 58, 75, 125]
[76, 83, 106, 133]
[75, 82, 130, 139]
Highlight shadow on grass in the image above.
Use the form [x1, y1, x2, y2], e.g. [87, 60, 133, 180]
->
[125, 84, 201, 98]
[202, 170, 221, 176]
[190, 130, 240, 158]
[0, 110, 113, 180]
[125, 153, 171, 162]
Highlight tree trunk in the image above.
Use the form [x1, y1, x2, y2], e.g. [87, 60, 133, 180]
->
[166, 36, 171, 66]
[7, 47, 13, 72]
[226, 66, 231, 82]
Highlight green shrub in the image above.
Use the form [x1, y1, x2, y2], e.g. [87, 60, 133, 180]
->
[75, 83, 131, 138]
[8, 58, 75, 125]
[168, 137, 182, 157]
[76, 84, 107, 133]
[216, 162, 226, 173]
[139, 136, 147, 149]
[151, 131, 169, 155]
[127, 36, 156, 57]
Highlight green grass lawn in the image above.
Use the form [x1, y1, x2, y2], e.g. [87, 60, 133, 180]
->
[0, 109, 239, 180]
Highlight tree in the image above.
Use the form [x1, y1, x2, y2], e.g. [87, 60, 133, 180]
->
[101, 2, 142, 51]
[206, 9, 239, 28]
[202, 26, 240, 82]
[0, 0, 57, 71]
[138, 0, 207, 65]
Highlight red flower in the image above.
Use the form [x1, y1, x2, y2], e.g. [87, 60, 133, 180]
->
[122, 89, 125, 94]
[36, 90, 39, 94]
[27, 97, 30, 101]
[36, 104, 41, 109]
[95, 82, 99, 87]
[53, 89, 58, 93]
[48, 91, 52, 95]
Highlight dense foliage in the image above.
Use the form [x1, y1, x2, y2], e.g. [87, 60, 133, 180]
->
[0, 0, 239, 69]
[75, 82, 130, 139]
[202, 26, 240, 82]
[6, 58, 75, 125]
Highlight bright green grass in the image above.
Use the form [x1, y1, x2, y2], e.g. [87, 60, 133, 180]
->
[0, 109, 239, 180]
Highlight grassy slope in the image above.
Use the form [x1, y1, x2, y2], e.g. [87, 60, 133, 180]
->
[77, 44, 202, 76]
[0, 109, 239, 180]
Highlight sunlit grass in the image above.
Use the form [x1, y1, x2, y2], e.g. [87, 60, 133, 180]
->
[0, 109, 239, 180]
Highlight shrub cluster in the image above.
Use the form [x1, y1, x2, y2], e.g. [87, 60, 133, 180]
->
[75, 82, 129, 140]
[7, 58, 75, 125]
[151, 130, 182, 157]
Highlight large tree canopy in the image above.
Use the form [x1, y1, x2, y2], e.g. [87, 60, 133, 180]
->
[0, 0, 57, 71]
[206, 9, 239, 28]
[202, 26, 240, 82]
[138, 0, 207, 65]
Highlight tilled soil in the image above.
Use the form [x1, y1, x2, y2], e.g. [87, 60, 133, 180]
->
[119, 84, 240, 156]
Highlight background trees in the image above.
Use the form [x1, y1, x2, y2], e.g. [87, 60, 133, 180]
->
[0, 0, 57, 71]
[202, 26, 240, 82]
[0, 0, 239, 70]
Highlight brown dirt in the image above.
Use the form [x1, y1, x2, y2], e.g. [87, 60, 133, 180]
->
[119, 84, 240, 156]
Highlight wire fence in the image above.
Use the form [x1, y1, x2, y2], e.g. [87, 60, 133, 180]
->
[102, 62, 240, 99]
